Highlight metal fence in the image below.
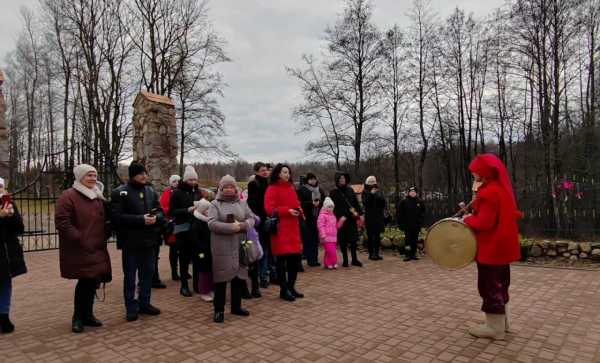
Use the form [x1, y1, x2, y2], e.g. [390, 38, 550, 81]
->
[422, 176, 600, 239]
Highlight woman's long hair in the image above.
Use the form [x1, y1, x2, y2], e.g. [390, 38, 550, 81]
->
[269, 163, 293, 185]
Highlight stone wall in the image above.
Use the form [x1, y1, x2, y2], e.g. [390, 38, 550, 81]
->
[0, 70, 9, 181]
[132, 91, 178, 193]
[528, 241, 600, 263]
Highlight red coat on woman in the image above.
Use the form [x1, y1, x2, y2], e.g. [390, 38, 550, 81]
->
[159, 187, 177, 245]
[264, 180, 303, 256]
[464, 154, 521, 265]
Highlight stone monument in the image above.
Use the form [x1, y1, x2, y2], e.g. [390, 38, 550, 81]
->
[0, 70, 9, 181]
[132, 91, 178, 192]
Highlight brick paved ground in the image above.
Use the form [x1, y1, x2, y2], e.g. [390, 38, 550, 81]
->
[1, 245, 600, 363]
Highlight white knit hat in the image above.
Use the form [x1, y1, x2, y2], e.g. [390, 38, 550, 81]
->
[0, 177, 5, 187]
[323, 197, 335, 210]
[193, 199, 212, 220]
[365, 176, 377, 186]
[73, 164, 97, 182]
[169, 175, 181, 185]
[183, 166, 198, 182]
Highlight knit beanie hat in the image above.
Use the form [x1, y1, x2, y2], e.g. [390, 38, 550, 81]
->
[73, 164, 97, 182]
[0, 177, 6, 187]
[169, 175, 181, 185]
[323, 197, 335, 210]
[365, 176, 377, 186]
[183, 166, 199, 182]
[128, 162, 147, 179]
[219, 175, 237, 190]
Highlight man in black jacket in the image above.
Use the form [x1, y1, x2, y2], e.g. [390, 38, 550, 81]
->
[396, 186, 426, 261]
[111, 162, 163, 322]
[297, 173, 325, 267]
[247, 162, 272, 288]
[329, 172, 363, 267]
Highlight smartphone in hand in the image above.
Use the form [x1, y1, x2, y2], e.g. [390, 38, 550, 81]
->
[148, 208, 159, 216]
[1, 194, 12, 208]
[226, 213, 235, 223]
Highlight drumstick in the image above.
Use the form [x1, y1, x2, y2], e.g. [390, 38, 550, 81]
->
[452, 200, 474, 218]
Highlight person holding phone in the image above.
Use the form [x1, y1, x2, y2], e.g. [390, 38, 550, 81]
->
[265, 164, 305, 302]
[207, 175, 255, 323]
[0, 177, 25, 334]
[170, 166, 203, 297]
[56, 164, 111, 333]
[111, 162, 164, 322]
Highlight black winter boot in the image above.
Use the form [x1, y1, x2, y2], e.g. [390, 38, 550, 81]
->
[289, 280, 304, 299]
[0, 314, 15, 334]
[180, 279, 192, 297]
[83, 289, 102, 327]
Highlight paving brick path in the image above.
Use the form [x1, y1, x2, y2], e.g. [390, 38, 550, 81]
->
[1, 245, 600, 362]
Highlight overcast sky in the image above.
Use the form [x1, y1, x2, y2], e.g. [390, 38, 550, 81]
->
[0, 0, 503, 164]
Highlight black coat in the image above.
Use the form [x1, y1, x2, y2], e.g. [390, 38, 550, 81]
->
[362, 187, 387, 234]
[191, 218, 212, 273]
[110, 182, 164, 250]
[297, 184, 326, 225]
[170, 182, 202, 226]
[0, 206, 26, 281]
[329, 172, 363, 242]
[396, 196, 425, 231]
[247, 175, 269, 220]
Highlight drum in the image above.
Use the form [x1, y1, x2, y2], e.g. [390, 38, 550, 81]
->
[425, 218, 476, 269]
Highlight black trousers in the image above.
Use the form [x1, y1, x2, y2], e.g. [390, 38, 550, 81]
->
[213, 277, 244, 313]
[276, 254, 301, 291]
[169, 243, 179, 277]
[477, 263, 510, 314]
[153, 244, 162, 282]
[74, 278, 98, 320]
[404, 228, 419, 258]
[366, 230, 381, 257]
[339, 238, 358, 264]
[302, 220, 320, 265]
[178, 232, 199, 289]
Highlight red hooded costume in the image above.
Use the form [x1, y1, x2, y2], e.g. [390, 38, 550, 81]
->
[464, 154, 521, 265]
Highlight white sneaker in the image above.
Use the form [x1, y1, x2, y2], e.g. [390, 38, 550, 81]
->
[199, 294, 214, 302]
[333, 264, 338, 269]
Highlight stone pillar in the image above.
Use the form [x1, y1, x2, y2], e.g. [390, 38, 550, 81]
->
[132, 91, 178, 193]
[0, 70, 9, 181]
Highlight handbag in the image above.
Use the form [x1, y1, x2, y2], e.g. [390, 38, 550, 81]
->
[240, 239, 262, 266]
[263, 209, 279, 234]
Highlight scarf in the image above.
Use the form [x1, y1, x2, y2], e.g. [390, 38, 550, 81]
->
[73, 180, 105, 201]
[305, 184, 321, 201]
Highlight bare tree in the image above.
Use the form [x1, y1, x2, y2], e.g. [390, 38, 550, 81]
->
[407, 0, 437, 191]
[325, 0, 384, 176]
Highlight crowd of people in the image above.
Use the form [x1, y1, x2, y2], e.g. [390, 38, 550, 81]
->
[0, 153, 520, 342]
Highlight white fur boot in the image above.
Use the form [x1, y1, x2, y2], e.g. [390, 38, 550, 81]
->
[468, 313, 506, 340]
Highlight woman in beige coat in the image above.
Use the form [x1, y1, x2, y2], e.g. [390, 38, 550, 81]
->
[208, 175, 255, 323]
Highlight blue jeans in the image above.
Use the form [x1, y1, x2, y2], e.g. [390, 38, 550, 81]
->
[122, 248, 155, 314]
[0, 278, 11, 314]
[258, 230, 271, 283]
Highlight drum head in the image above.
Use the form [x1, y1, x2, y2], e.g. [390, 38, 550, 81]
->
[425, 218, 476, 269]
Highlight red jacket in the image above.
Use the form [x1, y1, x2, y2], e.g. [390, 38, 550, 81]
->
[464, 181, 521, 265]
[264, 180, 303, 256]
[159, 187, 176, 245]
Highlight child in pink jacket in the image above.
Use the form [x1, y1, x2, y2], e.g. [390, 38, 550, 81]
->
[318, 197, 344, 269]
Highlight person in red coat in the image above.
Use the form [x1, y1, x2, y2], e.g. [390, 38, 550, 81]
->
[264, 163, 304, 302]
[463, 154, 521, 340]
[159, 175, 181, 281]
